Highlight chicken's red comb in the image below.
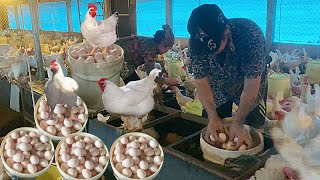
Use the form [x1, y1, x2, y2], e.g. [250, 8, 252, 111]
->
[50, 60, 57, 66]
[98, 78, 108, 92]
[88, 4, 97, 11]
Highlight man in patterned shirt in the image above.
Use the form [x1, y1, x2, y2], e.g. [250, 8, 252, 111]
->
[188, 4, 267, 149]
[116, 25, 178, 85]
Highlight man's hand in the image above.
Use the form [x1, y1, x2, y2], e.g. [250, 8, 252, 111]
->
[229, 121, 252, 150]
[204, 117, 225, 144]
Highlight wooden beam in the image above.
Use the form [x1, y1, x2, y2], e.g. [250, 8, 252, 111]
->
[129, 0, 136, 35]
[104, 0, 112, 18]
[66, 0, 73, 33]
[165, 0, 172, 27]
[265, 0, 277, 58]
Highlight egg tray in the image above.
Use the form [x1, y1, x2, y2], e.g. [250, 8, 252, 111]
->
[165, 131, 275, 180]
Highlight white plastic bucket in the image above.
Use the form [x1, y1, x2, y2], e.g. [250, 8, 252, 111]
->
[67, 43, 124, 110]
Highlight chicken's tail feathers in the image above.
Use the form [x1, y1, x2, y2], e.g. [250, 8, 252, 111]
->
[148, 68, 161, 80]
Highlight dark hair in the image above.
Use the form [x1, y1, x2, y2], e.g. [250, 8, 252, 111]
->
[154, 30, 166, 44]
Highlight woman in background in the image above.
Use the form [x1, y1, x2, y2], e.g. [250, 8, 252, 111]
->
[116, 25, 178, 85]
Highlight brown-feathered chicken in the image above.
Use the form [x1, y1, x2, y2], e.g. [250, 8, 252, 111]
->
[80, 4, 118, 55]
[44, 60, 79, 111]
[98, 69, 160, 131]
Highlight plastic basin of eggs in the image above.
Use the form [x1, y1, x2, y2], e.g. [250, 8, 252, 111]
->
[55, 134, 109, 179]
[1, 128, 54, 176]
[207, 132, 248, 151]
[36, 97, 87, 137]
[111, 134, 164, 179]
[69, 43, 121, 64]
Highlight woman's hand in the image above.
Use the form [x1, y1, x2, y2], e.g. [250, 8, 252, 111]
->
[204, 116, 225, 144]
[229, 121, 252, 150]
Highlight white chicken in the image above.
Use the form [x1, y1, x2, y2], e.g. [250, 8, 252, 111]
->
[98, 69, 161, 131]
[80, 4, 118, 55]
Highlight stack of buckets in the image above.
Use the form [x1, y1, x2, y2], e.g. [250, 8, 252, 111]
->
[67, 43, 124, 110]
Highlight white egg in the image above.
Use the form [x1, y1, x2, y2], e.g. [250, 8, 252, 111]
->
[64, 119, 73, 128]
[61, 154, 70, 163]
[70, 106, 79, 114]
[130, 165, 139, 174]
[61, 142, 68, 149]
[120, 137, 128, 145]
[76, 97, 82, 106]
[54, 105, 66, 114]
[11, 132, 19, 139]
[19, 143, 29, 152]
[27, 164, 37, 173]
[74, 148, 83, 157]
[36, 151, 44, 158]
[98, 156, 108, 166]
[149, 140, 158, 148]
[12, 153, 24, 163]
[85, 144, 93, 151]
[115, 163, 124, 172]
[82, 169, 92, 178]
[6, 137, 13, 144]
[44, 143, 51, 151]
[67, 168, 78, 177]
[138, 137, 148, 144]
[15, 142, 21, 150]
[67, 159, 79, 168]
[94, 164, 103, 173]
[30, 138, 38, 145]
[23, 151, 31, 159]
[76, 141, 85, 149]
[122, 168, 132, 178]
[137, 169, 146, 179]
[7, 149, 15, 157]
[39, 135, 48, 143]
[114, 147, 123, 156]
[38, 105, 47, 113]
[35, 143, 45, 151]
[29, 131, 39, 138]
[44, 151, 53, 161]
[17, 138, 22, 143]
[73, 122, 82, 131]
[218, 133, 227, 143]
[128, 136, 136, 142]
[122, 159, 133, 168]
[84, 160, 94, 170]
[154, 156, 163, 166]
[144, 148, 154, 157]
[149, 164, 158, 173]
[99, 148, 106, 156]
[40, 99, 47, 107]
[78, 106, 85, 113]
[129, 148, 141, 157]
[78, 156, 85, 164]
[78, 114, 86, 123]
[46, 126, 57, 135]
[238, 144, 247, 151]
[75, 165, 84, 173]
[21, 136, 31, 144]
[30, 155, 40, 165]
[116, 154, 125, 163]
[154, 148, 161, 156]
[13, 163, 23, 172]
[40, 112, 49, 119]
[39, 159, 49, 168]
[139, 160, 149, 170]
[61, 126, 71, 137]
[83, 137, 92, 144]
[5, 143, 12, 150]
[91, 156, 98, 164]
[21, 160, 29, 168]
[89, 148, 99, 156]
[94, 140, 103, 149]
[56, 114, 64, 121]
[130, 141, 140, 149]
[66, 137, 74, 145]
[132, 156, 140, 164]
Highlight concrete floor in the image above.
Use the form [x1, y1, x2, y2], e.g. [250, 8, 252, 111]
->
[0, 78, 25, 137]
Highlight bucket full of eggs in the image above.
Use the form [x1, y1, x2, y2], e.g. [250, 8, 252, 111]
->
[34, 95, 89, 144]
[55, 132, 109, 180]
[0, 127, 55, 179]
[200, 118, 264, 165]
[110, 132, 164, 180]
[67, 43, 124, 110]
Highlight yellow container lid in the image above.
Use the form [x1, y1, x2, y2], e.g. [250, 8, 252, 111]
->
[36, 165, 62, 180]
[269, 73, 289, 80]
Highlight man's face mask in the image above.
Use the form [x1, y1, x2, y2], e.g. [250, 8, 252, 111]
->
[195, 27, 221, 53]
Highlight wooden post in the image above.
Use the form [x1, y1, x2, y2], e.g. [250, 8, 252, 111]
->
[265, 0, 277, 58]
[129, 0, 137, 35]
[104, 0, 112, 18]
[66, 0, 73, 33]
[29, 0, 45, 81]
[166, 0, 172, 27]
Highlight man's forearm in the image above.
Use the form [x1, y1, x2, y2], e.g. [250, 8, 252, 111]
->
[236, 77, 261, 124]
[195, 77, 219, 119]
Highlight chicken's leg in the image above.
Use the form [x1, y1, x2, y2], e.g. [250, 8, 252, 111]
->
[139, 118, 144, 130]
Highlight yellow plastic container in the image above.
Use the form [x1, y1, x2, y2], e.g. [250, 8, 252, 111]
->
[165, 59, 186, 79]
[305, 60, 320, 84]
[268, 73, 291, 98]
[36, 165, 62, 180]
[181, 99, 203, 116]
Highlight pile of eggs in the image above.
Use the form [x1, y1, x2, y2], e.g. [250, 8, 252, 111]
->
[209, 133, 248, 151]
[36, 97, 87, 137]
[69, 43, 121, 64]
[56, 135, 108, 179]
[2, 129, 54, 174]
[111, 135, 163, 179]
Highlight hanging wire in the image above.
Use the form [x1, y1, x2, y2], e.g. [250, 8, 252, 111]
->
[19, 1, 36, 108]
